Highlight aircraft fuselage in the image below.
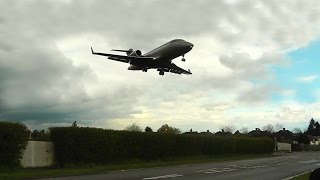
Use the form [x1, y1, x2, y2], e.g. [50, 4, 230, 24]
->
[130, 39, 193, 69]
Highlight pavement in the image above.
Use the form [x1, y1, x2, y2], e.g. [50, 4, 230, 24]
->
[42, 152, 320, 180]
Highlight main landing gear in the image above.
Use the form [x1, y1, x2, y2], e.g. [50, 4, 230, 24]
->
[182, 54, 186, 62]
[142, 68, 148, 72]
[159, 70, 164, 76]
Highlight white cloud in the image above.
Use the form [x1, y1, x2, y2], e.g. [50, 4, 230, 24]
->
[297, 75, 318, 83]
[1, 0, 320, 131]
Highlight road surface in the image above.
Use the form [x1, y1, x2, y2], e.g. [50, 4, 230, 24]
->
[43, 152, 320, 180]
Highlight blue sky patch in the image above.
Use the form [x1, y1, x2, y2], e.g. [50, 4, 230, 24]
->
[272, 39, 320, 103]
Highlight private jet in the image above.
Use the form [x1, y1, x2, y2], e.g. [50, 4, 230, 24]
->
[91, 39, 193, 76]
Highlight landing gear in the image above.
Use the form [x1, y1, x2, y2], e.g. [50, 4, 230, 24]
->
[142, 68, 148, 72]
[159, 71, 164, 76]
[182, 54, 185, 62]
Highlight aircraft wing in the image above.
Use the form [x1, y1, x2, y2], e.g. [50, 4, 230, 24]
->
[166, 63, 192, 75]
[91, 47, 154, 63]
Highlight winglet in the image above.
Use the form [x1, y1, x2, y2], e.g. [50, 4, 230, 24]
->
[91, 47, 94, 54]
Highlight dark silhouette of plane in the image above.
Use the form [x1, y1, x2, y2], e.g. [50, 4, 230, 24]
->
[91, 39, 193, 76]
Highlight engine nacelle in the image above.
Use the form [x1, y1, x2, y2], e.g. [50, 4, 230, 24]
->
[128, 65, 142, 70]
[128, 50, 142, 57]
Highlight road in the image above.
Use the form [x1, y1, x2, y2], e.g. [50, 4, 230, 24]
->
[43, 152, 320, 180]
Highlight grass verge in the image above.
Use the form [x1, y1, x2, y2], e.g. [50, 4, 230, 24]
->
[0, 153, 274, 180]
[291, 172, 311, 180]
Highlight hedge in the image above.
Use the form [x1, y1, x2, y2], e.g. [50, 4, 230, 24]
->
[0, 121, 29, 167]
[50, 127, 274, 166]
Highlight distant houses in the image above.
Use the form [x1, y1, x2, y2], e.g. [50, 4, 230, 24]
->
[182, 118, 320, 148]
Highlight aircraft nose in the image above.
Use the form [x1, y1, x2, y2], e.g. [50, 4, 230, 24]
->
[189, 43, 193, 49]
[187, 42, 193, 49]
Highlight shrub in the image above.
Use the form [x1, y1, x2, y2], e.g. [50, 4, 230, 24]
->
[0, 121, 29, 167]
[50, 127, 274, 166]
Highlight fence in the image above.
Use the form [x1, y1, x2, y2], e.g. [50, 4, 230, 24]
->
[20, 141, 54, 167]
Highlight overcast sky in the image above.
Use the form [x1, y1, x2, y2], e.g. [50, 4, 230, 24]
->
[1, 0, 320, 132]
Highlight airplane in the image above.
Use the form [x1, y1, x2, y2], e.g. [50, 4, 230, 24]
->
[91, 39, 193, 76]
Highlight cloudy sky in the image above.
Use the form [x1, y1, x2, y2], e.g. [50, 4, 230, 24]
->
[1, 0, 320, 132]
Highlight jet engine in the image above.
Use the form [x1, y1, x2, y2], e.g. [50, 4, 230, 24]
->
[128, 65, 142, 70]
[128, 49, 142, 57]
[111, 48, 141, 56]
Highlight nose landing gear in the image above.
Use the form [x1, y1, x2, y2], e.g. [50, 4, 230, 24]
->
[182, 54, 186, 62]
[159, 71, 164, 76]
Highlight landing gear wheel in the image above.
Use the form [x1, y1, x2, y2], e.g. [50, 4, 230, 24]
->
[182, 58, 185, 62]
[159, 71, 164, 76]
[142, 68, 148, 72]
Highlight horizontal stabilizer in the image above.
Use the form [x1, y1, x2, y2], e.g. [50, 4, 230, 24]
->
[111, 49, 133, 53]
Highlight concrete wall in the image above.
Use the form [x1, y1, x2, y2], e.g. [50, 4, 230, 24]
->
[277, 142, 291, 152]
[21, 141, 54, 168]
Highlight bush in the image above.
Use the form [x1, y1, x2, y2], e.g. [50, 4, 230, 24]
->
[50, 127, 274, 166]
[0, 121, 29, 167]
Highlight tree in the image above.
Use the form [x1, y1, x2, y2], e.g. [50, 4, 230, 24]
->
[306, 118, 317, 135]
[220, 125, 236, 133]
[262, 124, 274, 133]
[274, 123, 284, 132]
[239, 127, 249, 134]
[234, 130, 241, 135]
[293, 128, 302, 134]
[315, 122, 320, 136]
[298, 133, 310, 144]
[315, 122, 320, 129]
[157, 124, 181, 134]
[145, 126, 153, 132]
[31, 129, 49, 141]
[124, 123, 142, 132]
[72, 121, 77, 127]
[308, 118, 316, 130]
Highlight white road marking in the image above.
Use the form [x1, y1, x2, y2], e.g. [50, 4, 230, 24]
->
[143, 174, 183, 180]
[196, 161, 286, 175]
[195, 168, 217, 173]
[229, 163, 268, 169]
[246, 164, 269, 169]
[229, 164, 244, 168]
[204, 168, 236, 174]
[275, 162, 288, 166]
[300, 159, 319, 164]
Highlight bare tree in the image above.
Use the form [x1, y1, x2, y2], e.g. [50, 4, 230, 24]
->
[293, 128, 302, 134]
[124, 123, 142, 132]
[239, 127, 249, 134]
[145, 126, 153, 132]
[262, 124, 274, 133]
[274, 123, 284, 132]
[220, 125, 236, 133]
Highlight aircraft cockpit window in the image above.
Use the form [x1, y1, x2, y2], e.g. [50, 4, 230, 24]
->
[171, 39, 184, 44]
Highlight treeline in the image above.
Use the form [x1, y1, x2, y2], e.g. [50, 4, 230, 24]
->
[0, 121, 275, 168]
[50, 127, 274, 167]
[305, 118, 320, 136]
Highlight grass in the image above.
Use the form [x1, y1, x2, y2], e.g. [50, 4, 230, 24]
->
[0, 153, 274, 180]
[291, 172, 311, 180]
